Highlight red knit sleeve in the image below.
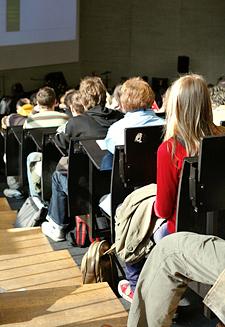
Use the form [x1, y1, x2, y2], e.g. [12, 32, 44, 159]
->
[154, 139, 180, 219]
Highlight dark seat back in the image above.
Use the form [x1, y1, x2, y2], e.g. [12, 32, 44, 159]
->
[21, 127, 58, 187]
[67, 136, 112, 238]
[110, 125, 164, 241]
[121, 125, 164, 188]
[195, 134, 225, 212]
[176, 134, 225, 319]
[177, 134, 225, 236]
[42, 132, 67, 202]
[6, 126, 23, 176]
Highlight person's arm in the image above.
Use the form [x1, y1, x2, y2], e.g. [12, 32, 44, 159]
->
[54, 120, 71, 149]
[104, 125, 117, 154]
[154, 140, 179, 219]
[104, 120, 124, 154]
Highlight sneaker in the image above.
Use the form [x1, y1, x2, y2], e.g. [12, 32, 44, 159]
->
[178, 297, 190, 307]
[172, 310, 179, 320]
[118, 280, 134, 303]
[41, 221, 65, 242]
[3, 189, 24, 199]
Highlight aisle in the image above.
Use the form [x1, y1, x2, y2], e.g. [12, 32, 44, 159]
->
[0, 191, 128, 326]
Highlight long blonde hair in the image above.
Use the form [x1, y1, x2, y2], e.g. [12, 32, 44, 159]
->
[164, 74, 225, 157]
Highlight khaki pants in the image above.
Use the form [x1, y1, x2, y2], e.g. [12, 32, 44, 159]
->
[127, 232, 225, 327]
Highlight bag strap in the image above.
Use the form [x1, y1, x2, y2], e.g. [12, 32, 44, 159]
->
[104, 243, 126, 278]
[88, 240, 101, 282]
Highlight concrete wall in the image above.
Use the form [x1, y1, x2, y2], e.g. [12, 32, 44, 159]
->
[0, 0, 224, 97]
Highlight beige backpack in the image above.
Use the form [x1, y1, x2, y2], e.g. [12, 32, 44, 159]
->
[81, 240, 125, 294]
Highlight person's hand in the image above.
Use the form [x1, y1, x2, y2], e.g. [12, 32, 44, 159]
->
[217, 322, 225, 327]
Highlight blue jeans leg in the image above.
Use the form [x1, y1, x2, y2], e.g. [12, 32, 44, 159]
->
[47, 171, 69, 229]
[27, 152, 41, 197]
[126, 258, 146, 293]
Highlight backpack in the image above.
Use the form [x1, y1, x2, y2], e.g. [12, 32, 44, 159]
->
[81, 240, 124, 294]
[66, 216, 92, 248]
[66, 215, 109, 247]
[14, 196, 48, 228]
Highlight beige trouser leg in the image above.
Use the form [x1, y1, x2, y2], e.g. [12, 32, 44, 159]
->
[127, 232, 225, 327]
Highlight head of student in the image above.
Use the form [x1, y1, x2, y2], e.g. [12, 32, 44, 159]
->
[79, 76, 107, 110]
[209, 85, 225, 110]
[0, 96, 17, 115]
[71, 91, 84, 116]
[36, 86, 56, 111]
[120, 77, 155, 112]
[165, 73, 225, 156]
[113, 83, 123, 109]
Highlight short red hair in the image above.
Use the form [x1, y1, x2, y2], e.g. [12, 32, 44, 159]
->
[120, 77, 155, 112]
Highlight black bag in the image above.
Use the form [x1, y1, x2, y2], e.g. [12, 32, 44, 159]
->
[14, 196, 48, 228]
[81, 240, 125, 295]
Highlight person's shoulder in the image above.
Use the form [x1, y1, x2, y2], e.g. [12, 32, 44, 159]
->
[158, 138, 173, 152]
[108, 115, 124, 128]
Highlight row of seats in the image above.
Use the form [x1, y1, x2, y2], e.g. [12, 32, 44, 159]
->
[0, 154, 128, 325]
[3, 122, 225, 320]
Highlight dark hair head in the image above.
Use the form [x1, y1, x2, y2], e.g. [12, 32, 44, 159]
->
[0, 96, 17, 115]
[17, 98, 30, 109]
[30, 93, 37, 106]
[216, 75, 225, 88]
[113, 83, 123, 108]
[71, 91, 84, 115]
[36, 87, 56, 109]
[64, 90, 76, 108]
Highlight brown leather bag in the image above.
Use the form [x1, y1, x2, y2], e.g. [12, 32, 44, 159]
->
[81, 240, 124, 294]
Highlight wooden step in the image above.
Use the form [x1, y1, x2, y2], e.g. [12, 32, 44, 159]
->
[0, 283, 128, 326]
[0, 227, 53, 255]
[0, 249, 82, 291]
[0, 210, 17, 229]
[0, 197, 13, 211]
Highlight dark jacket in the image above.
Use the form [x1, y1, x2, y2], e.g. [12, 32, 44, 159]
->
[54, 105, 124, 149]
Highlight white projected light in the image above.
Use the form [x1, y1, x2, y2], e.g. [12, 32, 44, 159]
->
[0, 0, 79, 70]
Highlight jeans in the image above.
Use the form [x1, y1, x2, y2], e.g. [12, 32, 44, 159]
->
[27, 152, 42, 197]
[127, 232, 225, 327]
[47, 170, 69, 230]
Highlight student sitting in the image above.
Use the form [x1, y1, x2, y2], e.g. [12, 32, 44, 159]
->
[99, 76, 165, 216]
[25, 87, 70, 197]
[104, 77, 165, 154]
[41, 76, 124, 241]
[209, 85, 225, 125]
[117, 74, 225, 303]
[1, 98, 33, 129]
[2, 98, 34, 199]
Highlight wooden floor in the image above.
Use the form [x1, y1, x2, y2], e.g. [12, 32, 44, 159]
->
[0, 197, 128, 326]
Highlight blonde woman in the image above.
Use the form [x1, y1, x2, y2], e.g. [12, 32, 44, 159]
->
[154, 73, 225, 238]
[120, 73, 225, 303]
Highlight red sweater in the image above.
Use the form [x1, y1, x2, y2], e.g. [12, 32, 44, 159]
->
[154, 138, 187, 234]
